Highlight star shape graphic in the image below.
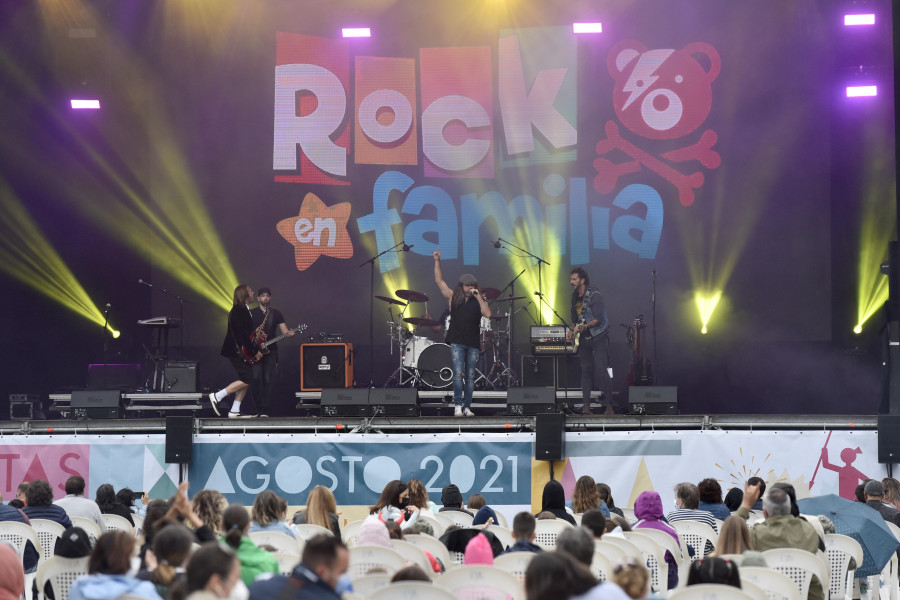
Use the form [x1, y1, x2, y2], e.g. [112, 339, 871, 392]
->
[277, 192, 353, 271]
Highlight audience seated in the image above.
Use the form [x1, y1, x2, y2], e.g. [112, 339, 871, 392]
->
[612, 559, 651, 600]
[580, 509, 607, 540]
[723, 488, 743, 512]
[55, 476, 104, 527]
[391, 564, 431, 582]
[524, 550, 597, 600]
[0, 542, 25, 600]
[439, 484, 472, 515]
[537, 480, 576, 525]
[357, 518, 391, 547]
[24, 479, 72, 530]
[369, 480, 421, 531]
[170, 542, 242, 600]
[0, 491, 38, 574]
[464, 532, 495, 565]
[633, 491, 680, 589]
[137, 522, 194, 598]
[746, 477, 765, 510]
[863, 479, 900, 526]
[96, 483, 134, 526]
[504, 512, 542, 554]
[116, 488, 147, 520]
[192, 489, 227, 537]
[697, 478, 732, 521]
[883, 477, 900, 510]
[666, 482, 717, 531]
[248, 534, 348, 600]
[597, 483, 623, 518]
[222, 503, 279, 586]
[408, 478, 438, 517]
[686, 556, 742, 588]
[68, 531, 163, 600]
[572, 476, 605, 515]
[249, 490, 294, 537]
[292, 485, 341, 537]
[45, 527, 93, 600]
[709, 516, 752, 557]
[9, 482, 29, 509]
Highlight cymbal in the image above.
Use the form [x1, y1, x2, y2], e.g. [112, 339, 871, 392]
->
[375, 295, 406, 306]
[493, 296, 526, 302]
[481, 288, 501, 300]
[396, 289, 429, 302]
[403, 317, 441, 327]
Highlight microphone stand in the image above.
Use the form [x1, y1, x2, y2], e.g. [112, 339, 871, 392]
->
[535, 292, 576, 412]
[651, 268, 658, 385]
[360, 241, 405, 387]
[155, 285, 190, 357]
[101, 304, 111, 388]
[496, 238, 549, 325]
[489, 269, 526, 387]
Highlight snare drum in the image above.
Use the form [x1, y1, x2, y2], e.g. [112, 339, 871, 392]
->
[416, 343, 453, 388]
[403, 336, 434, 368]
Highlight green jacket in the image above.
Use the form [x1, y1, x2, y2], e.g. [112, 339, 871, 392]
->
[225, 535, 280, 586]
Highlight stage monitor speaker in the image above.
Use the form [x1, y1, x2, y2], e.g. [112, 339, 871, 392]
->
[163, 361, 198, 393]
[301, 343, 354, 391]
[555, 356, 581, 390]
[370, 388, 419, 417]
[628, 386, 678, 415]
[87, 364, 141, 391]
[321, 388, 369, 417]
[535, 413, 566, 461]
[878, 415, 900, 463]
[508, 387, 557, 416]
[165, 416, 193, 463]
[70, 390, 121, 419]
[521, 356, 556, 387]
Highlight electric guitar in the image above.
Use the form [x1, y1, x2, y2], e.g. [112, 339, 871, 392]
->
[242, 323, 307, 365]
[572, 315, 586, 352]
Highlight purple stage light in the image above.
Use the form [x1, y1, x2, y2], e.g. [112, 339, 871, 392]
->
[844, 14, 875, 26]
[846, 85, 877, 97]
[342, 27, 371, 38]
[572, 22, 602, 34]
[70, 99, 101, 109]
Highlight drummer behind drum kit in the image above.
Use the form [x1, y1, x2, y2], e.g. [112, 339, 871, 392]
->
[378, 288, 523, 390]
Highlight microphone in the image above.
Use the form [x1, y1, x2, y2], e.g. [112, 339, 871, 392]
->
[105, 303, 111, 308]
[138, 278, 152, 287]
[533, 291, 542, 296]
[401, 241, 414, 252]
[489, 240, 501, 248]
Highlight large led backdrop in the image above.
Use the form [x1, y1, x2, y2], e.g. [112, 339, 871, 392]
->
[0, 0, 894, 415]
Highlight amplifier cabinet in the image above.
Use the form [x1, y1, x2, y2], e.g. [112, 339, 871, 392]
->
[301, 343, 354, 391]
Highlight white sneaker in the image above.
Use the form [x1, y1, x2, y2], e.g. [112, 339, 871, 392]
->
[228, 412, 252, 419]
[209, 393, 221, 416]
[454, 406, 463, 417]
[463, 407, 475, 417]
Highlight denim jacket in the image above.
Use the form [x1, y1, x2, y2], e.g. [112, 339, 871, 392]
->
[571, 286, 609, 338]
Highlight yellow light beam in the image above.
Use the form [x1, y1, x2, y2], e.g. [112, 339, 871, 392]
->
[695, 291, 722, 335]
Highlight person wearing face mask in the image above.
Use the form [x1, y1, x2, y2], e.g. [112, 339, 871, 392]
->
[67, 531, 163, 600]
[248, 534, 349, 600]
[168, 542, 246, 600]
[368, 479, 420, 531]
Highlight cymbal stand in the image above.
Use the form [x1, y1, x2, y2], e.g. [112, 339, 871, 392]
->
[361, 240, 405, 387]
[384, 303, 419, 387]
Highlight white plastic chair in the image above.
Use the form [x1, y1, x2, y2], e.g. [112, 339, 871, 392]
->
[442, 511, 475, 527]
[672, 520, 719, 560]
[249, 531, 302, 555]
[36, 555, 89, 600]
[631, 528, 688, 586]
[591, 549, 614, 582]
[419, 515, 447, 537]
[101, 513, 135, 534]
[433, 513, 457, 531]
[351, 573, 392, 597]
[740, 566, 801, 600]
[493, 512, 509, 529]
[533, 519, 574, 550]
[486, 526, 515, 552]
[492, 551, 536, 582]
[620, 508, 636, 522]
[436, 565, 524, 600]
[392, 539, 434, 576]
[624, 531, 668, 592]
[669, 583, 755, 600]
[348, 545, 408, 579]
[342, 519, 366, 546]
[0, 521, 43, 560]
[600, 535, 643, 560]
[70, 517, 102, 545]
[371, 581, 458, 600]
[404, 534, 453, 572]
[30, 519, 66, 563]
[824, 533, 863, 600]
[762, 548, 829, 600]
[740, 579, 769, 600]
[596, 539, 629, 563]
[271, 551, 300, 576]
[293, 523, 334, 540]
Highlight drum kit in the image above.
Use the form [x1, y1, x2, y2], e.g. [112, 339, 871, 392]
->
[378, 287, 523, 390]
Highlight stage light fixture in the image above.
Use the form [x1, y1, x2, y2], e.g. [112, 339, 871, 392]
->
[342, 28, 371, 38]
[694, 291, 721, 335]
[844, 14, 875, 26]
[70, 99, 100, 109]
[572, 23, 602, 34]
[847, 85, 877, 97]
[854, 325, 863, 334]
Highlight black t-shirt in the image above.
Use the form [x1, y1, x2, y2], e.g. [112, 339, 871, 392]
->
[251, 306, 286, 352]
[445, 296, 481, 349]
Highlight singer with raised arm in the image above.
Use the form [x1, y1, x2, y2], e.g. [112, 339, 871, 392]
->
[433, 249, 491, 417]
[208, 284, 262, 418]
[566, 267, 614, 415]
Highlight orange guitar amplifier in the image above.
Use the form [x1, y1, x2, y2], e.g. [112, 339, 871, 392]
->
[301, 343, 354, 391]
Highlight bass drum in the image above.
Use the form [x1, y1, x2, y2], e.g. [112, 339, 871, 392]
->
[403, 336, 434, 368]
[416, 343, 453, 389]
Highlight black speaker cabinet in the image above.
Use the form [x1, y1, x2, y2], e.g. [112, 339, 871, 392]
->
[163, 361, 198, 393]
[87, 364, 141, 391]
[165, 416, 193, 463]
[301, 343, 354, 391]
[628, 386, 678, 414]
[521, 356, 556, 387]
[508, 387, 557, 416]
[535, 413, 566, 461]
[370, 388, 419, 417]
[878, 415, 900, 463]
[321, 388, 369, 417]
[70, 390, 121, 419]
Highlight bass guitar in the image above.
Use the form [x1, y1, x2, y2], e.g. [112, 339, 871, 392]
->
[242, 323, 307, 365]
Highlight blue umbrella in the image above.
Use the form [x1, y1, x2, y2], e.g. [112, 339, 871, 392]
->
[797, 494, 900, 577]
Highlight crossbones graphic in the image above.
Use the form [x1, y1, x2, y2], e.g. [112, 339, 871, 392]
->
[593, 120, 721, 207]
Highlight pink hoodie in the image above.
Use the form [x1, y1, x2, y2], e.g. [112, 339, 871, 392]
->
[464, 532, 494, 565]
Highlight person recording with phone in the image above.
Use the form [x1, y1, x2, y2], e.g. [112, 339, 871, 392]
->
[433, 249, 491, 417]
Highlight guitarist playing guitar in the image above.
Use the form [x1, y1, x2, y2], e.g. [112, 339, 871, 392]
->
[566, 268, 614, 415]
[209, 284, 262, 418]
[249, 287, 299, 418]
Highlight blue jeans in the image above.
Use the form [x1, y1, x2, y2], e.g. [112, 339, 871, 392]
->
[450, 344, 479, 408]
